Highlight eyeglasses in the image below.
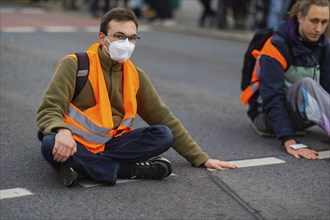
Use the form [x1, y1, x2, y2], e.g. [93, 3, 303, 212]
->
[105, 33, 140, 43]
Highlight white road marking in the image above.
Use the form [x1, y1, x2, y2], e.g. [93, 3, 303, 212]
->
[43, 26, 78, 33]
[0, 188, 33, 200]
[208, 157, 286, 171]
[21, 8, 45, 14]
[79, 179, 138, 187]
[79, 173, 177, 188]
[1, 25, 151, 33]
[1, 27, 37, 33]
[230, 157, 286, 168]
[83, 26, 99, 33]
[0, 8, 45, 14]
[0, 8, 16, 13]
[208, 150, 330, 171]
[318, 150, 330, 159]
[138, 24, 151, 32]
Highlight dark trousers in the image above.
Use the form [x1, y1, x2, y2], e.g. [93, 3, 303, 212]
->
[41, 125, 174, 185]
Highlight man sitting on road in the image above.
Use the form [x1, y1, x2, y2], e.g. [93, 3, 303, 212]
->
[36, 8, 236, 187]
[240, 0, 330, 159]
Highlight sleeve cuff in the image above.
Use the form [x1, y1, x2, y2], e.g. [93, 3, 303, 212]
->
[280, 136, 296, 145]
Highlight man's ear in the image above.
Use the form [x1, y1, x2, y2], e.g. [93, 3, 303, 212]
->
[98, 32, 106, 45]
[297, 12, 304, 24]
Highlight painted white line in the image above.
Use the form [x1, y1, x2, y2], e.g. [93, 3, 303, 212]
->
[43, 26, 78, 33]
[0, 25, 150, 33]
[79, 179, 139, 187]
[230, 157, 286, 168]
[0, 8, 44, 14]
[138, 25, 151, 32]
[79, 173, 177, 188]
[0, 188, 33, 200]
[84, 25, 150, 33]
[208, 151, 329, 172]
[21, 8, 45, 14]
[83, 26, 99, 33]
[318, 150, 330, 159]
[0, 8, 16, 13]
[208, 157, 286, 171]
[1, 27, 37, 33]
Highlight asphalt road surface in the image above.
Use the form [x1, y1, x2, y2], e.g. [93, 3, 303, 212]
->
[1, 2, 329, 220]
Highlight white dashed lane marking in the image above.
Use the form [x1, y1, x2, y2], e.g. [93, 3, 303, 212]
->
[43, 26, 78, 33]
[79, 173, 177, 188]
[0, 188, 33, 200]
[208, 151, 329, 171]
[79, 179, 139, 188]
[230, 157, 286, 168]
[318, 150, 330, 159]
[207, 157, 285, 171]
[1, 153, 328, 191]
[1, 27, 37, 33]
[0, 25, 151, 33]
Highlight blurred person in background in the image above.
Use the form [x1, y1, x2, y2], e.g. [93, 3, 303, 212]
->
[148, 0, 176, 26]
[62, 0, 78, 11]
[89, 0, 111, 17]
[267, 0, 296, 28]
[231, 0, 249, 29]
[128, 0, 143, 18]
[198, 0, 217, 27]
[89, 0, 129, 18]
[215, 0, 229, 28]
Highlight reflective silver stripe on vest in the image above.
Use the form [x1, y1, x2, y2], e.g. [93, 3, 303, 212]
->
[121, 118, 134, 127]
[71, 126, 112, 144]
[254, 56, 261, 77]
[248, 56, 261, 93]
[250, 82, 258, 92]
[67, 105, 112, 136]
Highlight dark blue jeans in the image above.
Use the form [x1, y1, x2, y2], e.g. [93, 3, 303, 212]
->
[41, 125, 174, 185]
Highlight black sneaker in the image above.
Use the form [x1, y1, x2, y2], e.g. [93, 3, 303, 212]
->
[59, 165, 79, 187]
[131, 157, 172, 180]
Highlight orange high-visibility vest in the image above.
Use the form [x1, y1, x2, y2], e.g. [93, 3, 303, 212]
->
[240, 37, 288, 105]
[64, 43, 139, 153]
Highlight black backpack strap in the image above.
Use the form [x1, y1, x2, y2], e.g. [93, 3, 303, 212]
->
[73, 52, 89, 101]
[37, 52, 89, 142]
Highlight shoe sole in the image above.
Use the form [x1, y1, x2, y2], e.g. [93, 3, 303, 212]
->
[60, 167, 78, 187]
[150, 157, 172, 179]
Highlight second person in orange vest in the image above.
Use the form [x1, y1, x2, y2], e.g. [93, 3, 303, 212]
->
[240, 0, 330, 159]
[36, 7, 237, 187]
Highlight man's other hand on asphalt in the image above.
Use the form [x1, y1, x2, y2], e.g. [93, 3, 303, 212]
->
[204, 158, 237, 170]
[284, 139, 319, 160]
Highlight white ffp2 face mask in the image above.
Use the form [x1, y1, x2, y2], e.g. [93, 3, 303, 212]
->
[105, 37, 135, 63]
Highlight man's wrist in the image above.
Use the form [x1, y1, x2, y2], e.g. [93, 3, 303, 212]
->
[283, 139, 297, 149]
[280, 136, 296, 146]
[57, 128, 72, 134]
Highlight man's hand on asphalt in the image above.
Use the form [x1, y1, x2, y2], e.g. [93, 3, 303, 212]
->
[203, 158, 237, 170]
[284, 139, 319, 160]
[53, 128, 77, 163]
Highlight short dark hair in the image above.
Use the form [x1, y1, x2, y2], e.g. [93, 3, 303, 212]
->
[99, 7, 138, 34]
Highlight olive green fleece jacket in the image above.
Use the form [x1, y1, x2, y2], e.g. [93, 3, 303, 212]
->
[36, 44, 209, 167]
